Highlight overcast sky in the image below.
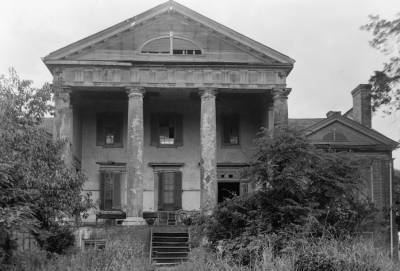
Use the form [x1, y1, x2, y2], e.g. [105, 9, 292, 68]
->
[1, 0, 400, 165]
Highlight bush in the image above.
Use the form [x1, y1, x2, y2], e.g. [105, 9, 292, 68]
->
[203, 130, 375, 256]
[36, 226, 75, 254]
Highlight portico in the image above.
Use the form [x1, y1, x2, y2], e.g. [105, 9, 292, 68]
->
[52, 64, 291, 221]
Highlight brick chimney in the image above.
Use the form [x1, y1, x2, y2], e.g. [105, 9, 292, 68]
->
[326, 111, 341, 118]
[351, 84, 371, 128]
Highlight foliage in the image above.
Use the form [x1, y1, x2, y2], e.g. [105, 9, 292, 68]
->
[361, 14, 400, 113]
[36, 226, 75, 254]
[174, 236, 398, 271]
[5, 226, 150, 271]
[0, 68, 92, 261]
[205, 130, 374, 248]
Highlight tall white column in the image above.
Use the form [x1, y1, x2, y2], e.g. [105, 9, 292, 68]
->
[199, 88, 218, 213]
[125, 86, 146, 224]
[272, 88, 291, 131]
[54, 86, 73, 167]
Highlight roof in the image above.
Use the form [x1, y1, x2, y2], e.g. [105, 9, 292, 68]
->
[43, 0, 294, 66]
[289, 118, 324, 131]
[298, 114, 398, 150]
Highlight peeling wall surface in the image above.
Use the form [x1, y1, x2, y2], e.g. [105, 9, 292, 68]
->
[73, 90, 265, 221]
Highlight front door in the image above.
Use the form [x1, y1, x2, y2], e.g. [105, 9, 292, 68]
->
[158, 171, 182, 211]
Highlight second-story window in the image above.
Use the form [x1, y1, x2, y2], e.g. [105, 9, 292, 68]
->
[151, 113, 183, 147]
[222, 114, 240, 146]
[96, 112, 123, 148]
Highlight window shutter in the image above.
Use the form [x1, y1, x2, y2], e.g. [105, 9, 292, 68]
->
[175, 114, 183, 146]
[359, 166, 372, 200]
[150, 113, 159, 146]
[112, 173, 121, 209]
[222, 115, 230, 144]
[114, 113, 123, 145]
[158, 172, 164, 210]
[240, 182, 248, 196]
[104, 172, 113, 210]
[381, 160, 390, 209]
[232, 114, 239, 138]
[99, 172, 105, 210]
[96, 114, 104, 146]
[175, 171, 182, 209]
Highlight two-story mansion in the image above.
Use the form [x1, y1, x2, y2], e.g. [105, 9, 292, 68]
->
[42, 1, 397, 253]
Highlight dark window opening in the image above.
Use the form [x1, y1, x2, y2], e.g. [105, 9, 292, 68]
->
[173, 49, 202, 55]
[218, 182, 240, 203]
[222, 114, 240, 146]
[159, 116, 176, 145]
[96, 112, 123, 148]
[151, 113, 183, 147]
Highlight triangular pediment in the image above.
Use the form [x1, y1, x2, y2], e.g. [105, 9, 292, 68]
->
[43, 1, 294, 66]
[304, 116, 398, 150]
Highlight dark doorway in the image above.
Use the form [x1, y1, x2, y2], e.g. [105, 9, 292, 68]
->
[218, 182, 240, 203]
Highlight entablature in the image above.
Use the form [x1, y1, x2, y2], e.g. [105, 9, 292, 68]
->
[52, 65, 287, 89]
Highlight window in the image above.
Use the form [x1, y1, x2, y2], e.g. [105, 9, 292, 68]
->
[100, 171, 121, 210]
[322, 129, 348, 142]
[141, 33, 202, 55]
[151, 113, 183, 147]
[222, 114, 240, 146]
[96, 112, 123, 147]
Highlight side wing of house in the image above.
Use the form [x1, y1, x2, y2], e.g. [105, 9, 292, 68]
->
[304, 116, 396, 210]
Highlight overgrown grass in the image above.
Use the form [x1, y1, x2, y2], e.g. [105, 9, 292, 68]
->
[4, 226, 399, 271]
[5, 226, 151, 271]
[172, 237, 399, 271]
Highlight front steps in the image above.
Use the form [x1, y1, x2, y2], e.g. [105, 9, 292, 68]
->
[151, 227, 190, 266]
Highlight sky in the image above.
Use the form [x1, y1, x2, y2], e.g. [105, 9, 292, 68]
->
[1, 0, 400, 165]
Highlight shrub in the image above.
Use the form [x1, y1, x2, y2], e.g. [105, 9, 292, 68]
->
[204, 130, 375, 257]
[38, 226, 75, 254]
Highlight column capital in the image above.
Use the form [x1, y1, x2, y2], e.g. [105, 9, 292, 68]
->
[272, 88, 291, 100]
[126, 86, 146, 98]
[54, 85, 71, 93]
[54, 86, 72, 103]
[199, 87, 218, 98]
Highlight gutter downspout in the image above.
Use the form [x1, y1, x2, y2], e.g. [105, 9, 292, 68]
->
[390, 159, 394, 259]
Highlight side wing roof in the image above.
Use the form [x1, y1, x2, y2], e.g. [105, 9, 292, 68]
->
[300, 115, 398, 151]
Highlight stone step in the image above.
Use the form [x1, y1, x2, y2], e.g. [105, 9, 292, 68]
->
[152, 257, 188, 263]
[153, 252, 189, 258]
[152, 237, 188, 242]
[153, 232, 188, 237]
[152, 241, 189, 247]
[152, 246, 190, 252]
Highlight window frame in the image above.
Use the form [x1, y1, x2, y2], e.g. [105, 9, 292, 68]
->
[96, 112, 124, 148]
[221, 113, 240, 147]
[151, 113, 183, 148]
[140, 34, 203, 56]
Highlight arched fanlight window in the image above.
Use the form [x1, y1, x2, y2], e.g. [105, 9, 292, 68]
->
[141, 33, 202, 55]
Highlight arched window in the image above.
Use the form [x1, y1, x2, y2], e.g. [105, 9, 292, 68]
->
[141, 34, 202, 55]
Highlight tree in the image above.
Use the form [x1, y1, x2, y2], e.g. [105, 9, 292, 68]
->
[205, 130, 374, 246]
[0, 68, 92, 262]
[362, 14, 400, 113]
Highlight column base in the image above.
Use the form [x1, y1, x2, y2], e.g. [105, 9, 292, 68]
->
[121, 217, 147, 226]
